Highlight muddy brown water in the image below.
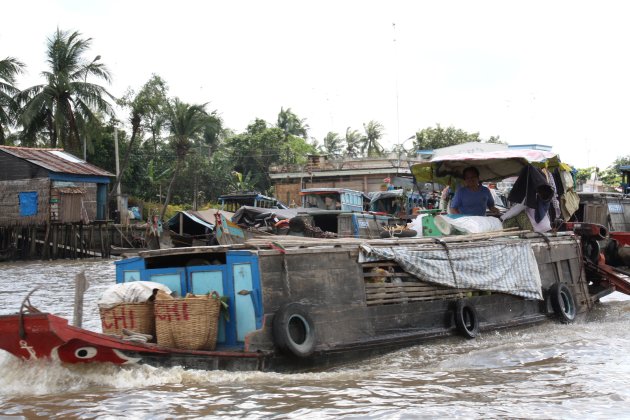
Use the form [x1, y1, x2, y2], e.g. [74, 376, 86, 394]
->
[0, 259, 629, 419]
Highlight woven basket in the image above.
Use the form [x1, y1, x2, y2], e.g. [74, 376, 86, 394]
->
[154, 295, 221, 350]
[99, 303, 155, 337]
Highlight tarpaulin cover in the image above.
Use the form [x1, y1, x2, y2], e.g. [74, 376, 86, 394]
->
[359, 241, 543, 300]
[412, 149, 561, 184]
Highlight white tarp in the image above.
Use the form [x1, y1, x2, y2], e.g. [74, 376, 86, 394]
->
[360, 241, 543, 300]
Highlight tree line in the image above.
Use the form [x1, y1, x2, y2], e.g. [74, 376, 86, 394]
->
[1, 29, 628, 218]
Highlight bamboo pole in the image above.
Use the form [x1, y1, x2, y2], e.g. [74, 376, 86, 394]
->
[245, 229, 530, 250]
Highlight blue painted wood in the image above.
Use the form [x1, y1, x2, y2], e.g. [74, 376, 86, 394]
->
[227, 252, 262, 343]
[48, 173, 111, 184]
[188, 267, 227, 344]
[123, 270, 141, 282]
[96, 184, 108, 220]
[233, 263, 255, 342]
[114, 257, 144, 283]
[112, 252, 261, 347]
[146, 268, 185, 296]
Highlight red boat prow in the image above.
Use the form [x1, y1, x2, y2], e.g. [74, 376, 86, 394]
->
[0, 311, 267, 369]
[0, 312, 169, 364]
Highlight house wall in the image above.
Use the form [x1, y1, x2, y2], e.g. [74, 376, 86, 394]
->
[273, 173, 398, 205]
[0, 152, 49, 180]
[0, 178, 51, 226]
[0, 179, 99, 226]
[51, 182, 98, 223]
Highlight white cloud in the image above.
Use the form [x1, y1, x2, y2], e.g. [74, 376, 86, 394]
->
[2, 0, 628, 169]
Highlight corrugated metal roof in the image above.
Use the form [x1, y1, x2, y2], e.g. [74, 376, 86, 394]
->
[0, 146, 114, 177]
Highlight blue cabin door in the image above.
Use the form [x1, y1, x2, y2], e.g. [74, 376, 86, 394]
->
[186, 253, 262, 346]
[187, 266, 228, 344]
[227, 253, 262, 343]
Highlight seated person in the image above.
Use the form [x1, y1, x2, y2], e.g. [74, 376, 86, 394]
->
[450, 166, 500, 216]
[501, 184, 553, 232]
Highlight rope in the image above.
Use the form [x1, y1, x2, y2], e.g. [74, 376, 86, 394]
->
[432, 237, 459, 288]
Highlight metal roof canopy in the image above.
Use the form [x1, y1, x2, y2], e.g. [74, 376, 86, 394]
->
[0, 146, 114, 177]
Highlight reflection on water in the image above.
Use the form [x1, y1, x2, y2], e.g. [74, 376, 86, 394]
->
[0, 259, 629, 418]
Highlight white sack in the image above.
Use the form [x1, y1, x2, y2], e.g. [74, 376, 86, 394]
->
[435, 215, 503, 235]
[98, 281, 172, 309]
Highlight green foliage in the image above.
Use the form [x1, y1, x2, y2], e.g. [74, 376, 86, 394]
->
[575, 167, 596, 183]
[321, 131, 344, 157]
[599, 155, 630, 187]
[277, 107, 309, 140]
[360, 120, 385, 157]
[344, 127, 362, 157]
[0, 56, 25, 144]
[413, 124, 483, 150]
[224, 118, 315, 193]
[17, 29, 115, 156]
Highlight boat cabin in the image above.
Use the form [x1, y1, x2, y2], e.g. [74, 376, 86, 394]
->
[115, 248, 262, 347]
[218, 192, 287, 213]
[368, 189, 425, 217]
[300, 188, 367, 212]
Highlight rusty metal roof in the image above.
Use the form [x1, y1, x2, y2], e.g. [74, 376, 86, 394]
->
[0, 146, 114, 177]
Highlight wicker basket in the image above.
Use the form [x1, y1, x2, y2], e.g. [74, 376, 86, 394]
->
[99, 302, 155, 337]
[154, 295, 221, 350]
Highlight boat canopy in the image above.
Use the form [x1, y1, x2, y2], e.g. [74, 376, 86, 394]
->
[411, 149, 562, 184]
[167, 210, 234, 233]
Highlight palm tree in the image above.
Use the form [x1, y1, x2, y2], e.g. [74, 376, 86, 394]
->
[322, 131, 344, 157]
[344, 127, 361, 158]
[17, 29, 115, 156]
[361, 120, 385, 157]
[277, 107, 309, 140]
[160, 99, 209, 220]
[0, 57, 25, 145]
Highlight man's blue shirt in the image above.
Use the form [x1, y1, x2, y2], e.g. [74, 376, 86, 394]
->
[450, 186, 494, 216]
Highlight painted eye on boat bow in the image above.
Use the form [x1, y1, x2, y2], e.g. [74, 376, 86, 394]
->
[74, 347, 98, 359]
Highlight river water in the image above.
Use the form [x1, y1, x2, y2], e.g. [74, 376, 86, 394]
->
[0, 258, 628, 419]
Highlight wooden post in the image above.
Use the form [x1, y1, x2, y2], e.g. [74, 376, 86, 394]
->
[73, 271, 89, 327]
[99, 224, 105, 257]
[88, 225, 94, 257]
[30, 226, 37, 258]
[42, 223, 50, 259]
[52, 224, 58, 259]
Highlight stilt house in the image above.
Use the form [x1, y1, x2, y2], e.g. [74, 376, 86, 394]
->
[0, 146, 113, 226]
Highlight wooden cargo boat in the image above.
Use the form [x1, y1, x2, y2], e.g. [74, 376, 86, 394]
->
[2, 149, 630, 372]
[1, 228, 629, 372]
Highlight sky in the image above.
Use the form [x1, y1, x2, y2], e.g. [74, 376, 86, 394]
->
[1, 0, 629, 169]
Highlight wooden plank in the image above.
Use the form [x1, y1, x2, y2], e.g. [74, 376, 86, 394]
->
[363, 272, 412, 278]
[365, 281, 440, 288]
[366, 289, 473, 300]
[367, 293, 467, 306]
[365, 286, 456, 295]
[360, 261, 399, 267]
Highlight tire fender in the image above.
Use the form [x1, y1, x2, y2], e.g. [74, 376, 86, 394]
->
[549, 283, 577, 323]
[272, 303, 316, 358]
[454, 300, 479, 339]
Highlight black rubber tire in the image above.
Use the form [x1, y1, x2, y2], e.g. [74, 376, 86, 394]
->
[582, 239, 600, 265]
[549, 283, 577, 323]
[454, 300, 479, 339]
[272, 303, 316, 358]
